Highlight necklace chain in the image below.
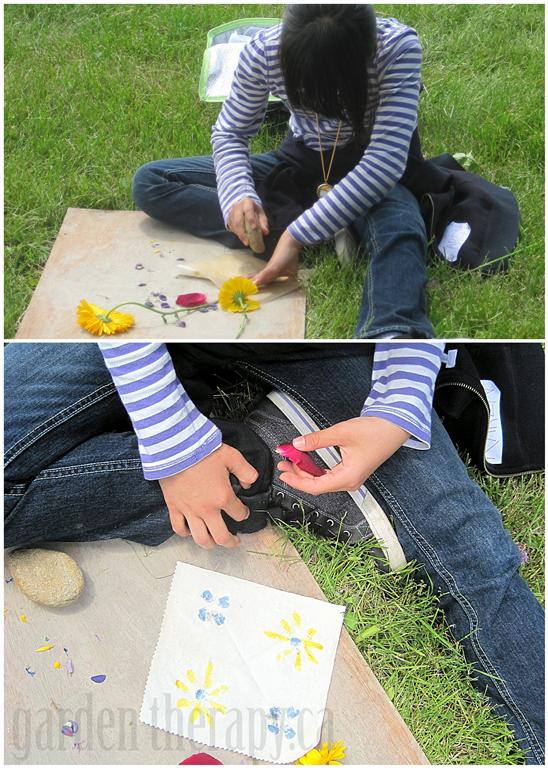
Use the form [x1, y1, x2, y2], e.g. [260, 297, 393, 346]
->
[315, 115, 342, 190]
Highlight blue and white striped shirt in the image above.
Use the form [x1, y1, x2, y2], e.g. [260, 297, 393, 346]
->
[211, 17, 421, 244]
[99, 343, 222, 480]
[99, 342, 445, 480]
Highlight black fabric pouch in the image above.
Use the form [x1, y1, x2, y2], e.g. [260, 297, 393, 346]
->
[434, 343, 544, 477]
[213, 418, 273, 535]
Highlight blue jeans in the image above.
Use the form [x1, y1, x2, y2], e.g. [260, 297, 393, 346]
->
[3, 343, 544, 762]
[132, 155, 433, 338]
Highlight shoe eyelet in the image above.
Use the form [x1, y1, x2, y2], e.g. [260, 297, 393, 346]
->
[342, 530, 351, 541]
[326, 519, 334, 527]
[311, 510, 320, 519]
[292, 502, 302, 510]
[276, 491, 285, 499]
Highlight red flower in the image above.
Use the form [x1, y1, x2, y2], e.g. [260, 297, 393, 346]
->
[179, 754, 223, 765]
[275, 443, 327, 477]
[176, 293, 207, 308]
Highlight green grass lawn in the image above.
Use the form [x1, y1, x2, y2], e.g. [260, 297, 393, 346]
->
[4, 4, 545, 338]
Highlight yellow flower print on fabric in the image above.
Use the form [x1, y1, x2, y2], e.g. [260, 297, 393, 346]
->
[175, 661, 228, 725]
[264, 611, 324, 670]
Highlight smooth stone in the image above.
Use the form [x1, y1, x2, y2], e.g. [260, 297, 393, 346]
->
[245, 220, 265, 254]
[7, 549, 84, 607]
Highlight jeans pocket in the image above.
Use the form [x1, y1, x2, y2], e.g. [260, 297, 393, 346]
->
[4, 483, 27, 530]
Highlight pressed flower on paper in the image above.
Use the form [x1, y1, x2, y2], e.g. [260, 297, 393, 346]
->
[76, 293, 215, 337]
[264, 612, 324, 670]
[295, 740, 346, 765]
[175, 661, 228, 725]
[77, 299, 134, 336]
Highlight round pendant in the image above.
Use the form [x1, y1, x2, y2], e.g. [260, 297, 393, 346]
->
[316, 183, 333, 198]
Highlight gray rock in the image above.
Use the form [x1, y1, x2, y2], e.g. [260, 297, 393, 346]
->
[245, 220, 265, 254]
[6, 549, 84, 607]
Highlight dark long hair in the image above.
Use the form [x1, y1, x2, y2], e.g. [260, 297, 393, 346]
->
[280, 5, 377, 140]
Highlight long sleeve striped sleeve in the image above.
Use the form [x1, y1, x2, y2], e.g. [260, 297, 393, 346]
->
[99, 342, 222, 480]
[362, 342, 446, 449]
[288, 32, 422, 244]
[211, 35, 270, 223]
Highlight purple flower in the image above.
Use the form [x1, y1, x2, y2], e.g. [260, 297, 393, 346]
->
[160, 302, 170, 309]
[516, 542, 529, 564]
[158, 294, 167, 301]
[177, 320, 187, 328]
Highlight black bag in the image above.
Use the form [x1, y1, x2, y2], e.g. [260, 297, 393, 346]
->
[434, 344, 544, 477]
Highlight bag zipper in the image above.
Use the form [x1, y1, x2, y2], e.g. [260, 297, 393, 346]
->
[422, 192, 437, 258]
[435, 380, 533, 478]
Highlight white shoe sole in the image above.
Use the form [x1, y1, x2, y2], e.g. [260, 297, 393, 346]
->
[267, 390, 407, 571]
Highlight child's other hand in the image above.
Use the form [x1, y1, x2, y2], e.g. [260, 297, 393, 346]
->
[158, 444, 258, 549]
[228, 198, 269, 246]
[253, 229, 302, 286]
[277, 417, 409, 495]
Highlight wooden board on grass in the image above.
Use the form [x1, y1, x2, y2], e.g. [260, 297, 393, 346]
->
[15, 208, 306, 339]
[4, 526, 428, 765]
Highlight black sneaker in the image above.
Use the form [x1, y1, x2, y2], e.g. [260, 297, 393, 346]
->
[244, 395, 407, 571]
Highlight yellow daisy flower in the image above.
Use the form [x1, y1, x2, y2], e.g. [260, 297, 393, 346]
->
[295, 740, 346, 765]
[77, 299, 134, 336]
[218, 276, 260, 313]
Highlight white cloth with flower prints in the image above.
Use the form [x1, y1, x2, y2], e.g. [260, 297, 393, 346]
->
[140, 562, 345, 762]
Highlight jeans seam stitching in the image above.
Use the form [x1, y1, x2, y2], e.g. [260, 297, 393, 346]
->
[357, 218, 376, 338]
[35, 466, 142, 480]
[237, 364, 330, 429]
[188, 183, 220, 193]
[37, 460, 143, 478]
[166, 165, 216, 178]
[5, 384, 117, 465]
[365, 217, 377, 330]
[370, 472, 544, 760]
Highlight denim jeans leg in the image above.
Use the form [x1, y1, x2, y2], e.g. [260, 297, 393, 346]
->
[352, 184, 434, 339]
[370, 417, 545, 764]
[131, 152, 281, 247]
[5, 432, 172, 549]
[4, 343, 172, 548]
[239, 351, 544, 763]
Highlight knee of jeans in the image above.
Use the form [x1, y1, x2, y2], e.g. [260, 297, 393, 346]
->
[132, 162, 162, 210]
[457, 517, 524, 600]
[386, 185, 427, 235]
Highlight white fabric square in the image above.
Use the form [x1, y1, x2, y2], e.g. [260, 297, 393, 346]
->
[140, 562, 345, 762]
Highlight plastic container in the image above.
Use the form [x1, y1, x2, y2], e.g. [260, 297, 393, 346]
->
[198, 17, 281, 103]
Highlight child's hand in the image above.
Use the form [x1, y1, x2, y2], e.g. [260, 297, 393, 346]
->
[228, 198, 269, 246]
[158, 444, 259, 549]
[253, 229, 302, 286]
[277, 417, 410, 495]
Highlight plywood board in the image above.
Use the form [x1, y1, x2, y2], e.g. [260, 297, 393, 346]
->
[15, 209, 306, 339]
[4, 526, 427, 765]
